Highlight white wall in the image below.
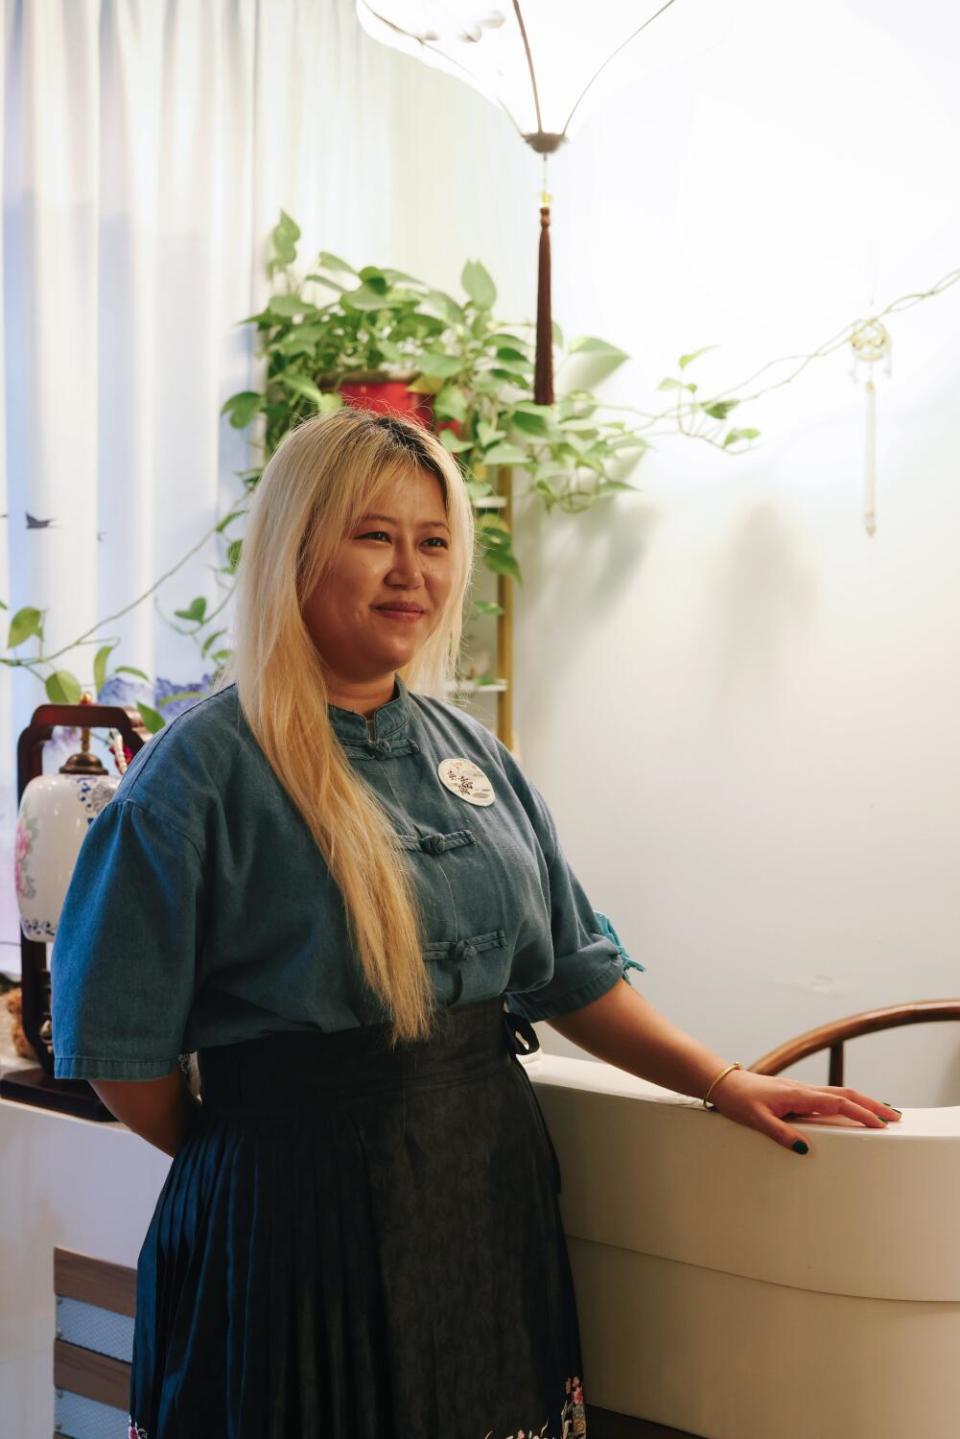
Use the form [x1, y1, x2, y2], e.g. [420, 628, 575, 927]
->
[376, 0, 960, 1104]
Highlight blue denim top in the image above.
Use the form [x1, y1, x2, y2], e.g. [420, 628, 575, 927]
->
[51, 678, 643, 1081]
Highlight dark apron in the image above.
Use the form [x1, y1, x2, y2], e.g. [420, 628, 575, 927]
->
[128, 997, 589, 1438]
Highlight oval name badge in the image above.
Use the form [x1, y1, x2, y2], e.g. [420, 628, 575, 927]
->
[437, 757, 495, 807]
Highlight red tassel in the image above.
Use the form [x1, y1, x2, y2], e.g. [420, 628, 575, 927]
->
[534, 203, 553, 406]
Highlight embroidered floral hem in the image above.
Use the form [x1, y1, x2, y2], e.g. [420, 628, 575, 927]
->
[484, 1374, 588, 1438]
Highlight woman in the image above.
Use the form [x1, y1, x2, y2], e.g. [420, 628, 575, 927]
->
[51, 409, 900, 1439]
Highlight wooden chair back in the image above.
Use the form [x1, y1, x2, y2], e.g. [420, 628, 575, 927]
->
[749, 998, 960, 1085]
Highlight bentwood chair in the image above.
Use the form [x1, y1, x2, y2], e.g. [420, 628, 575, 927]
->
[749, 998, 960, 1084]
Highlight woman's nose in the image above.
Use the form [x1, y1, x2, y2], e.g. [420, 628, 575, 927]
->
[387, 540, 422, 584]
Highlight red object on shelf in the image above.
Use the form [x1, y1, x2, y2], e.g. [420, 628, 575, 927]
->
[337, 379, 461, 439]
[339, 379, 432, 427]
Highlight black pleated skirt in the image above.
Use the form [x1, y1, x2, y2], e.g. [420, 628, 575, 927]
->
[128, 997, 589, 1438]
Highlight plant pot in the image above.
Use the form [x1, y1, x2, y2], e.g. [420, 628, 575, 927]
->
[338, 375, 433, 428]
[326, 373, 462, 439]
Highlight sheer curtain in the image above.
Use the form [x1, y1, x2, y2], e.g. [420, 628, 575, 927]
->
[0, 0, 404, 963]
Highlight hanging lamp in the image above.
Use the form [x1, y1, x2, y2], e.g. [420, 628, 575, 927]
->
[356, 1, 731, 403]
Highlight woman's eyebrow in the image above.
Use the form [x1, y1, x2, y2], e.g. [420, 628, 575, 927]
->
[357, 512, 450, 532]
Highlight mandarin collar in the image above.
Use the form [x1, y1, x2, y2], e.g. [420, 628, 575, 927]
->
[327, 674, 412, 744]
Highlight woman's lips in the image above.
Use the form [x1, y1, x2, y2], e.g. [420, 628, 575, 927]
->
[373, 605, 425, 623]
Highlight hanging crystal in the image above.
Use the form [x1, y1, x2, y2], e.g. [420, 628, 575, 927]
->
[849, 316, 892, 536]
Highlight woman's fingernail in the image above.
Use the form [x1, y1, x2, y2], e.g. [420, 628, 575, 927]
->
[884, 1103, 903, 1115]
[792, 1140, 808, 1154]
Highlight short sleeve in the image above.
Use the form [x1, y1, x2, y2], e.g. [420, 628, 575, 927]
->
[51, 798, 203, 1081]
[501, 760, 640, 1023]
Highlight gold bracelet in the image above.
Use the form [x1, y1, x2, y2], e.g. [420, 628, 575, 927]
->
[702, 1062, 742, 1109]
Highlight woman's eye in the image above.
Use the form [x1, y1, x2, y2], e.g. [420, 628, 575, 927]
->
[358, 530, 390, 541]
[423, 537, 449, 549]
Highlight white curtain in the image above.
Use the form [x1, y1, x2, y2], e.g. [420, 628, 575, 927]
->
[0, 0, 405, 965]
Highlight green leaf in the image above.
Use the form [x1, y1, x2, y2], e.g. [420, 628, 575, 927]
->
[595, 479, 638, 494]
[481, 546, 522, 583]
[341, 283, 399, 312]
[280, 373, 328, 409]
[115, 665, 150, 681]
[551, 320, 564, 349]
[315, 250, 357, 275]
[461, 260, 497, 310]
[678, 345, 718, 369]
[495, 346, 531, 365]
[136, 699, 165, 734]
[510, 410, 549, 436]
[702, 400, 739, 420]
[433, 384, 468, 422]
[227, 539, 242, 572]
[201, 629, 227, 656]
[483, 443, 529, 466]
[464, 479, 495, 501]
[723, 427, 761, 448]
[211, 649, 232, 665]
[473, 599, 504, 616]
[415, 352, 464, 379]
[45, 670, 82, 704]
[477, 420, 506, 448]
[425, 289, 464, 324]
[7, 606, 44, 649]
[657, 377, 697, 393]
[174, 597, 207, 625]
[215, 509, 244, 533]
[0, 599, 7, 610]
[439, 430, 474, 454]
[568, 336, 629, 361]
[93, 644, 115, 695]
[302, 273, 346, 294]
[271, 210, 301, 265]
[406, 373, 445, 395]
[357, 267, 389, 293]
[268, 294, 315, 319]
[221, 391, 263, 428]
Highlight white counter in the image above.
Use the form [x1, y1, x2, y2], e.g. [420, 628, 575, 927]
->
[529, 1053, 960, 1439]
[2, 1056, 957, 1439]
[0, 1086, 171, 1438]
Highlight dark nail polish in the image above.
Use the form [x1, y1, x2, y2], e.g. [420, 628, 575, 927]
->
[792, 1140, 808, 1155]
[884, 1103, 903, 1115]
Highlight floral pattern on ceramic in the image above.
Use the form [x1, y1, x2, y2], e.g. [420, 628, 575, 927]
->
[128, 1421, 148, 1439]
[76, 776, 119, 823]
[15, 771, 119, 941]
[483, 1375, 587, 1439]
[14, 813, 38, 903]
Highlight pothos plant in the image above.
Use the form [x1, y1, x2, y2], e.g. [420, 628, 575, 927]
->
[0, 210, 760, 729]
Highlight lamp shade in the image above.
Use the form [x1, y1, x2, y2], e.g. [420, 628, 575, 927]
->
[355, 0, 737, 148]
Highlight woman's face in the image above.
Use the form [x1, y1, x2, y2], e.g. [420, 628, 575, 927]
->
[302, 465, 454, 685]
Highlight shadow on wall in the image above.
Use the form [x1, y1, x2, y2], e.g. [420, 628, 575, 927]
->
[710, 503, 818, 706]
[515, 495, 664, 633]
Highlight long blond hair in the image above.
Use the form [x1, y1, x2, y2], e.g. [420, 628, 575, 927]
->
[224, 408, 476, 1044]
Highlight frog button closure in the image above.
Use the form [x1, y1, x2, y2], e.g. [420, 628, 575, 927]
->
[419, 830, 474, 856]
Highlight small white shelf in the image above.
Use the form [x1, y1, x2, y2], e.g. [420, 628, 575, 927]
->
[470, 496, 508, 509]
